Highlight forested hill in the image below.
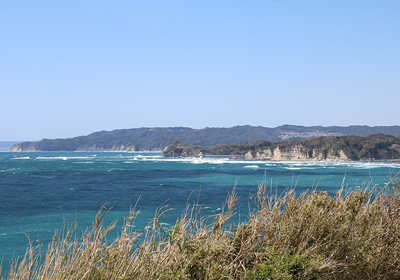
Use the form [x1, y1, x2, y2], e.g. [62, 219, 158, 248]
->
[162, 134, 400, 161]
[10, 125, 400, 152]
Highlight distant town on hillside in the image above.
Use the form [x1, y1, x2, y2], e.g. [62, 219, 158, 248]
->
[8, 125, 400, 152]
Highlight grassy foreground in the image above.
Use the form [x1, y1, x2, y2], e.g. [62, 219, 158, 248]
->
[2, 177, 400, 280]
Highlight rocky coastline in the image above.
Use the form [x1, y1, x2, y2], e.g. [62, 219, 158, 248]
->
[162, 134, 400, 162]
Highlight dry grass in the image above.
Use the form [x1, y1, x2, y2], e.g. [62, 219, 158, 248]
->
[2, 176, 400, 280]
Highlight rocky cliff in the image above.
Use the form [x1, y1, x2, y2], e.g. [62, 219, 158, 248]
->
[162, 134, 400, 161]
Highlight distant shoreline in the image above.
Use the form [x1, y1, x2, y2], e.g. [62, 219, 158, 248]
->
[9, 125, 400, 152]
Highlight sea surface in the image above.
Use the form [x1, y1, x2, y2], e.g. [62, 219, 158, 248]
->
[1, 151, 400, 269]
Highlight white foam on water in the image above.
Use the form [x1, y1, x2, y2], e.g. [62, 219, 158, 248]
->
[145, 156, 272, 165]
[188, 158, 226, 164]
[69, 156, 95, 159]
[264, 161, 400, 170]
[36, 156, 93, 160]
[205, 159, 229, 164]
[337, 162, 400, 169]
[99, 153, 400, 170]
[224, 160, 267, 165]
[142, 155, 162, 158]
[244, 165, 259, 169]
[73, 161, 94, 164]
[146, 157, 197, 163]
[132, 155, 162, 159]
[11, 157, 31, 160]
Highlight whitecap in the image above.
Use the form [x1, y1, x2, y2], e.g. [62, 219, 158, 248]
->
[37, 156, 65, 160]
[36, 156, 94, 160]
[201, 159, 229, 164]
[142, 155, 162, 158]
[133, 155, 162, 160]
[244, 165, 259, 169]
[339, 162, 400, 169]
[66, 156, 94, 159]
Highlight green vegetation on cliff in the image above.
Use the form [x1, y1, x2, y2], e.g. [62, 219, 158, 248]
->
[162, 134, 400, 161]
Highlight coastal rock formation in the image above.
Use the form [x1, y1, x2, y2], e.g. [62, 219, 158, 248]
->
[162, 134, 400, 161]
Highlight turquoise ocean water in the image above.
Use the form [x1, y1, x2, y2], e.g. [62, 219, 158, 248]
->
[1, 151, 399, 269]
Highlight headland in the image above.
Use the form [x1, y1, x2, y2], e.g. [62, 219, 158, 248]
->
[162, 134, 400, 161]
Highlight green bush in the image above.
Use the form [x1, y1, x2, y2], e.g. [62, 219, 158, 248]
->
[246, 250, 321, 280]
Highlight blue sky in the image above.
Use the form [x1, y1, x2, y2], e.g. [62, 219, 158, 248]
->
[1, 1, 399, 141]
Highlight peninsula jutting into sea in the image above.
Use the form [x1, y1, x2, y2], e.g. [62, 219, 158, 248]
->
[162, 134, 400, 161]
[9, 125, 400, 152]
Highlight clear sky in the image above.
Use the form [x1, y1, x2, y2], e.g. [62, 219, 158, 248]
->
[1, 1, 399, 141]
